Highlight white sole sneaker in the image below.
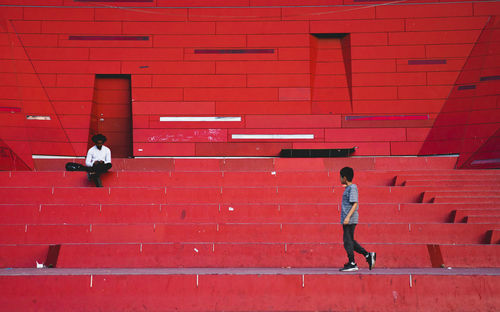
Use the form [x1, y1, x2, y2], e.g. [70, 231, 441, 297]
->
[368, 252, 376, 270]
[340, 267, 359, 272]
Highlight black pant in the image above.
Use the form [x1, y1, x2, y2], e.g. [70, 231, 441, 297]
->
[87, 162, 112, 187]
[343, 224, 368, 263]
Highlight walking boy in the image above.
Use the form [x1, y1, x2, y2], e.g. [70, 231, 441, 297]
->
[339, 167, 376, 272]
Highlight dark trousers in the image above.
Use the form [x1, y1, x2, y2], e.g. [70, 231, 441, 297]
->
[343, 224, 368, 263]
[87, 162, 112, 187]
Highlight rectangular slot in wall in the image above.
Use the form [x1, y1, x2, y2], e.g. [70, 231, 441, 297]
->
[69, 36, 149, 41]
[310, 33, 352, 114]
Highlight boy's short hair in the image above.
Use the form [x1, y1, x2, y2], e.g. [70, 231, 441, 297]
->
[340, 167, 354, 182]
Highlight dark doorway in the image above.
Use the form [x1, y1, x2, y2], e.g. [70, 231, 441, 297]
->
[88, 74, 132, 158]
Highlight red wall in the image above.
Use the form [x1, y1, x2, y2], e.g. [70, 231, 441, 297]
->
[419, 16, 500, 169]
[0, 0, 499, 166]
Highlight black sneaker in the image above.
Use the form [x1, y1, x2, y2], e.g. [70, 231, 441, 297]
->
[366, 252, 376, 270]
[339, 262, 358, 272]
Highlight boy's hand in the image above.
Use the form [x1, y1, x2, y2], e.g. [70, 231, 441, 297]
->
[343, 217, 350, 225]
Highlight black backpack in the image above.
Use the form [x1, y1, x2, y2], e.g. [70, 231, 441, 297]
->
[65, 162, 87, 171]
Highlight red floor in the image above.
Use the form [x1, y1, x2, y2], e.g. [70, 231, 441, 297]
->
[1, 268, 499, 311]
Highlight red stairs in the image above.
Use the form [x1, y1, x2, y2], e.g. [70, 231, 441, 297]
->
[0, 156, 499, 311]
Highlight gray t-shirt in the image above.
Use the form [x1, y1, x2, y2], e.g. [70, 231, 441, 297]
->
[341, 184, 359, 224]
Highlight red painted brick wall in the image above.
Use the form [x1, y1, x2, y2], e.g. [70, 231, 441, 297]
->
[0, 0, 498, 164]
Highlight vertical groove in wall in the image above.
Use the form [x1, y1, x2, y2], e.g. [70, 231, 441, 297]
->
[310, 33, 352, 115]
[89, 74, 133, 158]
[340, 34, 353, 112]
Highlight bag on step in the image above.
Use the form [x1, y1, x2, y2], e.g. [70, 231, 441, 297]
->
[65, 162, 87, 172]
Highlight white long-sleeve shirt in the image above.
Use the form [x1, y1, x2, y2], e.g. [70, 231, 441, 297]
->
[86, 145, 111, 167]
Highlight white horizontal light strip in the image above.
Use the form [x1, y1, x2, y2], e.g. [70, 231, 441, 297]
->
[160, 117, 241, 122]
[232, 134, 314, 140]
[135, 156, 275, 159]
[26, 115, 51, 120]
[32, 155, 85, 159]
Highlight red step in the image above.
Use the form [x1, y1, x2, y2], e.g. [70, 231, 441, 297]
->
[395, 173, 500, 186]
[0, 245, 48, 268]
[0, 186, 426, 204]
[440, 244, 500, 267]
[55, 243, 428, 268]
[33, 158, 175, 171]
[423, 191, 500, 203]
[490, 230, 500, 244]
[2, 203, 497, 228]
[5, 170, 498, 189]
[2, 203, 498, 225]
[433, 197, 500, 204]
[404, 180, 500, 187]
[0, 172, 87, 187]
[0, 204, 39, 224]
[0, 171, 400, 187]
[3, 243, 500, 269]
[454, 209, 500, 223]
[0, 269, 498, 311]
[466, 216, 500, 224]
[29, 156, 460, 172]
[55, 243, 500, 269]
[0, 203, 463, 224]
[0, 223, 497, 244]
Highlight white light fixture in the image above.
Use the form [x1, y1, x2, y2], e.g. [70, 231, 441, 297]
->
[160, 117, 241, 122]
[26, 115, 51, 120]
[32, 155, 85, 159]
[232, 134, 314, 140]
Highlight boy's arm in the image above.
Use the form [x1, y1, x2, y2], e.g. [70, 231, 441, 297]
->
[343, 202, 358, 225]
[85, 149, 93, 167]
[105, 147, 111, 164]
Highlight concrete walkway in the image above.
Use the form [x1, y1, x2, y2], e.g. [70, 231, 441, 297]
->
[2, 267, 500, 276]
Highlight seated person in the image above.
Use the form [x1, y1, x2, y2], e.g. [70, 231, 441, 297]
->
[86, 134, 112, 187]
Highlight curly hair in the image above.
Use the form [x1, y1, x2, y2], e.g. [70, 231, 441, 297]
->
[91, 134, 107, 144]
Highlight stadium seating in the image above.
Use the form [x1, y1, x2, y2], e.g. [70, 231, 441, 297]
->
[0, 156, 499, 310]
